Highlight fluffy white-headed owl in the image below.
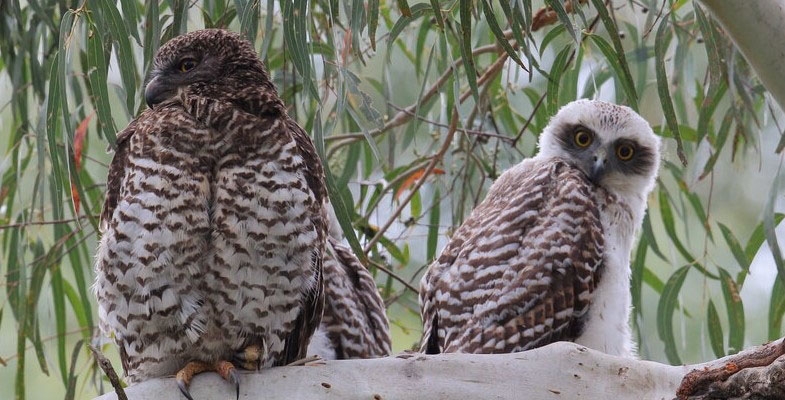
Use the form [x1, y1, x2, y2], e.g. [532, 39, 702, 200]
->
[420, 99, 661, 357]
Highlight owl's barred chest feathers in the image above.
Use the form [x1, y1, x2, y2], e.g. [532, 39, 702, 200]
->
[96, 84, 325, 383]
[429, 160, 636, 354]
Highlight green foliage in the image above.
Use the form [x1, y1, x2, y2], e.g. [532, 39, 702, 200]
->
[0, 0, 783, 398]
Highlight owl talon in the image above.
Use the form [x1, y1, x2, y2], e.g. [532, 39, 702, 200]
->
[177, 378, 195, 400]
[176, 360, 211, 400]
[175, 360, 239, 400]
[228, 368, 240, 400]
[214, 360, 240, 400]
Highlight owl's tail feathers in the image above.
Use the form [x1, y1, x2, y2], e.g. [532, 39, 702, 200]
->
[175, 360, 240, 400]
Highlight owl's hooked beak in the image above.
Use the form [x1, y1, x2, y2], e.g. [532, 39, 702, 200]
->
[145, 76, 175, 108]
[590, 148, 607, 183]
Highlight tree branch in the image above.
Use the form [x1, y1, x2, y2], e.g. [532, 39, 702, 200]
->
[326, 43, 503, 158]
[698, 0, 785, 112]
[91, 342, 688, 400]
[94, 340, 785, 400]
[362, 110, 458, 256]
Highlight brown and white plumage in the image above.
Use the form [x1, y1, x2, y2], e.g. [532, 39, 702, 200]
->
[420, 99, 660, 357]
[93, 29, 326, 396]
[308, 235, 392, 359]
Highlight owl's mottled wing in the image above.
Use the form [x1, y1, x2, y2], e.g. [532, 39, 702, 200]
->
[287, 119, 327, 206]
[97, 116, 136, 372]
[319, 236, 392, 359]
[420, 159, 604, 354]
[281, 254, 323, 364]
[99, 116, 141, 232]
[278, 119, 327, 364]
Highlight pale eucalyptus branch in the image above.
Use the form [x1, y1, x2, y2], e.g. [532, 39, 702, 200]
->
[698, 0, 785, 113]
[92, 340, 785, 400]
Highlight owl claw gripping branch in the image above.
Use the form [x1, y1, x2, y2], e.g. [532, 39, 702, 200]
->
[175, 360, 239, 400]
[93, 29, 328, 399]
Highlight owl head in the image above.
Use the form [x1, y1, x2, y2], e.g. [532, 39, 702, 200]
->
[144, 29, 273, 108]
[537, 99, 661, 199]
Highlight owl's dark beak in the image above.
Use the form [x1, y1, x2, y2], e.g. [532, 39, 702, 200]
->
[144, 76, 175, 108]
[590, 149, 607, 183]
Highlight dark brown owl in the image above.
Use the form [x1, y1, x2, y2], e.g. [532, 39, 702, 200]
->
[93, 29, 327, 399]
[307, 234, 392, 360]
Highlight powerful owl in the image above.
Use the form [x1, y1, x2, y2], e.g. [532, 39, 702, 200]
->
[419, 99, 660, 357]
[94, 29, 326, 398]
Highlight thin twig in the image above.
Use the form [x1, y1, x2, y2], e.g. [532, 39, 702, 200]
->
[90, 345, 128, 400]
[510, 0, 604, 149]
[512, 92, 548, 147]
[0, 214, 98, 230]
[642, 0, 669, 40]
[532, 0, 590, 31]
[358, 158, 435, 221]
[386, 103, 514, 142]
[363, 109, 459, 256]
[354, 37, 517, 256]
[368, 259, 419, 294]
[3, 228, 95, 281]
[472, 53, 511, 97]
[286, 355, 325, 366]
[0, 326, 91, 363]
[325, 16, 572, 155]
[326, 43, 504, 157]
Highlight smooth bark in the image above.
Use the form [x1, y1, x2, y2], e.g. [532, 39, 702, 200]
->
[699, 0, 785, 112]
[94, 342, 688, 400]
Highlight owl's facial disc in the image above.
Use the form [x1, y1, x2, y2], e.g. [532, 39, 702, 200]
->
[536, 99, 661, 198]
[553, 124, 656, 187]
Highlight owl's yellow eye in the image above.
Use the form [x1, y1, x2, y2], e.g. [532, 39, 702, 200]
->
[573, 130, 592, 148]
[178, 58, 197, 73]
[616, 143, 635, 161]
